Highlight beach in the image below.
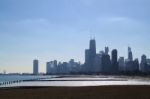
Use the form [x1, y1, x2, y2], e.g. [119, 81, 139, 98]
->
[0, 85, 150, 99]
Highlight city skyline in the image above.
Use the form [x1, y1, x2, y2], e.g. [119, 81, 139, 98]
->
[45, 39, 150, 75]
[0, 0, 150, 73]
[2, 38, 150, 74]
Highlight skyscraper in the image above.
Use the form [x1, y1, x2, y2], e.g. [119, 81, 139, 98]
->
[94, 54, 101, 73]
[33, 59, 39, 75]
[89, 39, 96, 58]
[101, 54, 111, 74]
[46, 62, 51, 74]
[128, 47, 133, 61]
[105, 47, 109, 55]
[133, 58, 139, 72]
[111, 49, 119, 73]
[140, 54, 147, 72]
[85, 49, 90, 65]
[118, 57, 125, 71]
[89, 39, 96, 72]
[85, 39, 96, 73]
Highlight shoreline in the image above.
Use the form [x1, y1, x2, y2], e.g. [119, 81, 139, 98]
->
[1, 85, 150, 99]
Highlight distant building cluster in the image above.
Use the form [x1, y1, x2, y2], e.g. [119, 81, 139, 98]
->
[46, 59, 81, 74]
[33, 39, 150, 75]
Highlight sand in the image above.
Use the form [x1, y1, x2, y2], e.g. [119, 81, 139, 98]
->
[0, 85, 150, 99]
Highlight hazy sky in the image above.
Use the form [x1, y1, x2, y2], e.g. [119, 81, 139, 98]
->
[0, 0, 150, 73]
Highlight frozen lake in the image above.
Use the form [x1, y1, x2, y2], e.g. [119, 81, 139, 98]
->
[1, 75, 150, 87]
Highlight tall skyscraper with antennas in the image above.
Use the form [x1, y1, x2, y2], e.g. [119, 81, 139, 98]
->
[85, 39, 96, 73]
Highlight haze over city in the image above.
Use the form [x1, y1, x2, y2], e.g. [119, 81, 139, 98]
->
[0, 0, 150, 73]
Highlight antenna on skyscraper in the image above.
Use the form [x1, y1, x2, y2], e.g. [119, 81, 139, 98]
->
[89, 29, 92, 40]
[90, 33, 92, 40]
[128, 44, 130, 48]
[92, 33, 95, 40]
[89, 30, 95, 40]
[93, 34, 95, 40]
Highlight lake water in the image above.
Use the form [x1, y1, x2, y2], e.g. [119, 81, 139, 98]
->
[0, 75, 53, 82]
[0, 75, 150, 87]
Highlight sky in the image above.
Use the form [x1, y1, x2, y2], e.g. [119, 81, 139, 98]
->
[0, 0, 150, 73]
